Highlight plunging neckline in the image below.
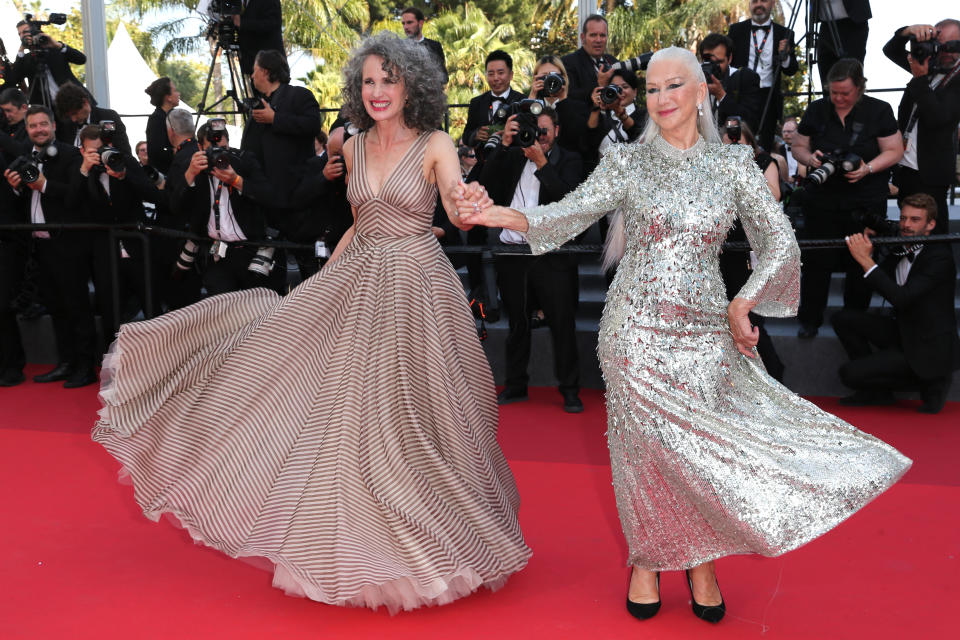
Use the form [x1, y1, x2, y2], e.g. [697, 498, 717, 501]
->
[362, 131, 428, 199]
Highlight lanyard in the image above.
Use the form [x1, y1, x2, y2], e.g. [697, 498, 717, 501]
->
[209, 177, 230, 232]
[751, 28, 771, 72]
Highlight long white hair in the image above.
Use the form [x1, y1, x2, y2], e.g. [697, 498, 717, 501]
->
[602, 47, 721, 271]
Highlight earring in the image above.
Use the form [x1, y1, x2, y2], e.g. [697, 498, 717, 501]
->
[697, 102, 704, 117]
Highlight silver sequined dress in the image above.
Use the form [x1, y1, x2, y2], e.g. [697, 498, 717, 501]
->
[523, 136, 911, 570]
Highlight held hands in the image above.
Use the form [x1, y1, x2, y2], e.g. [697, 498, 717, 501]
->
[728, 298, 759, 358]
[452, 180, 494, 226]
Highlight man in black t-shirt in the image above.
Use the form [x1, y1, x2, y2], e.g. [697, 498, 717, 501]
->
[790, 59, 904, 337]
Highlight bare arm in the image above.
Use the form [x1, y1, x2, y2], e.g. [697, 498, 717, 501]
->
[790, 132, 817, 167]
[764, 162, 780, 201]
[427, 131, 475, 231]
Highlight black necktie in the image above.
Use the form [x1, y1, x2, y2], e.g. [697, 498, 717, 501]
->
[751, 24, 771, 32]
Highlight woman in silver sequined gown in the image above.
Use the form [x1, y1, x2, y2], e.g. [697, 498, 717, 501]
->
[456, 48, 911, 622]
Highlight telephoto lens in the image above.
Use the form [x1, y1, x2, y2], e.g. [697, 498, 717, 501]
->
[248, 228, 280, 277]
[172, 240, 200, 278]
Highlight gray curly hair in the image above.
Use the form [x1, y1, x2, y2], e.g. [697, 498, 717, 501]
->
[341, 31, 446, 132]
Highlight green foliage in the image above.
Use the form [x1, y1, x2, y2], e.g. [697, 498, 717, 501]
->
[607, 0, 745, 57]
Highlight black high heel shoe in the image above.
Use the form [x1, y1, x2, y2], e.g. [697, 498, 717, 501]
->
[626, 568, 661, 620]
[685, 569, 726, 623]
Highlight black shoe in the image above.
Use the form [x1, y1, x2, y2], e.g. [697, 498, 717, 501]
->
[497, 388, 528, 405]
[562, 391, 584, 413]
[33, 363, 73, 383]
[0, 369, 25, 387]
[838, 390, 895, 407]
[797, 325, 819, 339]
[918, 376, 951, 414]
[63, 367, 98, 389]
[626, 569, 661, 621]
[686, 569, 725, 623]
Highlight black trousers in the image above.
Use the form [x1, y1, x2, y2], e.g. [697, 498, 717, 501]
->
[33, 235, 98, 367]
[202, 244, 286, 296]
[831, 308, 924, 391]
[797, 203, 876, 329]
[754, 87, 779, 152]
[0, 234, 28, 372]
[89, 233, 155, 340]
[495, 252, 580, 394]
[893, 166, 950, 234]
[816, 18, 869, 89]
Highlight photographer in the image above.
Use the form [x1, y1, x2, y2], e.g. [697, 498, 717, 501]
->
[240, 49, 321, 236]
[791, 58, 904, 338]
[3, 105, 96, 388]
[527, 56, 588, 167]
[289, 124, 353, 280]
[561, 14, 618, 108]
[54, 83, 131, 153]
[0, 88, 28, 160]
[883, 19, 960, 234]
[230, 0, 285, 77]
[586, 68, 645, 162]
[144, 77, 181, 175]
[184, 119, 281, 295]
[699, 33, 764, 137]
[11, 16, 90, 106]
[833, 193, 958, 413]
[812, 1, 872, 89]
[463, 50, 526, 160]
[479, 106, 586, 414]
[76, 124, 162, 334]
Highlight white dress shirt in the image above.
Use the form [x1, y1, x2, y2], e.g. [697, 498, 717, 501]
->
[863, 246, 922, 286]
[500, 159, 540, 244]
[747, 21, 790, 88]
[206, 177, 246, 242]
[599, 103, 637, 156]
[28, 151, 50, 238]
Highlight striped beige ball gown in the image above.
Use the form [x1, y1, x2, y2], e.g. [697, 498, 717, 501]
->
[93, 130, 531, 613]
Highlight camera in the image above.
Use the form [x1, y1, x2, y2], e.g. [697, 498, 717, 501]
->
[806, 149, 863, 185]
[209, 0, 243, 16]
[724, 117, 742, 143]
[20, 12, 67, 50]
[609, 53, 654, 73]
[483, 99, 545, 150]
[539, 72, 566, 98]
[172, 240, 200, 277]
[239, 96, 263, 115]
[701, 60, 722, 81]
[248, 227, 280, 277]
[8, 153, 41, 183]
[341, 121, 362, 143]
[142, 165, 165, 187]
[97, 121, 126, 173]
[205, 146, 242, 171]
[850, 207, 898, 236]
[908, 36, 960, 72]
[599, 83, 623, 106]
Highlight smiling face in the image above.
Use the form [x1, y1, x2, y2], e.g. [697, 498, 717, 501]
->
[25, 111, 55, 147]
[644, 58, 705, 138]
[361, 55, 406, 124]
[485, 60, 513, 95]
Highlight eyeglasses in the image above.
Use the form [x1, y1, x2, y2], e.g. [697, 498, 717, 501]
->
[465, 153, 476, 158]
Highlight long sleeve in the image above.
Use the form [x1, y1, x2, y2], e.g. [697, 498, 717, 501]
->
[522, 143, 630, 255]
[731, 145, 800, 316]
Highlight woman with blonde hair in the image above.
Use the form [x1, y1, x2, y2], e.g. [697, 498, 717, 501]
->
[457, 46, 909, 624]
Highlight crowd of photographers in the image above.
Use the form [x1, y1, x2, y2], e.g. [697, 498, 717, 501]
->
[0, 1, 958, 411]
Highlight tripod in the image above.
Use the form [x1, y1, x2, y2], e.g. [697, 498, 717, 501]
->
[26, 51, 54, 109]
[196, 35, 250, 126]
[756, 1, 806, 148]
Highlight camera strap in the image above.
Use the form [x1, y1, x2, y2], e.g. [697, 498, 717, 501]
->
[847, 121, 864, 147]
[750, 27, 771, 72]
[904, 58, 960, 135]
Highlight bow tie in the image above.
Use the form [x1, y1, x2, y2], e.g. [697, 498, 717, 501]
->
[751, 24, 771, 32]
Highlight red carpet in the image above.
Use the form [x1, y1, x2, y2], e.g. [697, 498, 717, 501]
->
[1, 365, 957, 639]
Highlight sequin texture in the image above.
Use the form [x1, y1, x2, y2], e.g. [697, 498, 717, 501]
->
[523, 137, 911, 570]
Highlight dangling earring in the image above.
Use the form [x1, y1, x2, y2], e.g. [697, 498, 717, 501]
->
[697, 102, 704, 117]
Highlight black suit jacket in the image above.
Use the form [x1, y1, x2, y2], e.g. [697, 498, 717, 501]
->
[81, 155, 161, 224]
[240, 83, 321, 222]
[811, 0, 871, 23]
[419, 38, 447, 84]
[56, 106, 131, 154]
[0, 120, 28, 163]
[183, 151, 273, 241]
[238, 0, 285, 75]
[883, 29, 960, 186]
[289, 153, 353, 248]
[7, 140, 82, 226]
[462, 88, 526, 148]
[561, 48, 618, 107]
[479, 143, 584, 250]
[164, 138, 200, 227]
[716, 67, 765, 132]
[11, 45, 91, 105]
[145, 107, 174, 175]
[866, 243, 959, 378]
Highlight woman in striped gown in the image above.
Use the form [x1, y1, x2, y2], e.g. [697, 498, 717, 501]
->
[93, 33, 531, 613]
